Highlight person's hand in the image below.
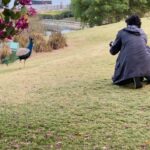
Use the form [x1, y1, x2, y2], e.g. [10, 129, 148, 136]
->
[109, 41, 114, 47]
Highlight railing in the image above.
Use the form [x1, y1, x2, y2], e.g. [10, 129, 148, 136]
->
[42, 19, 82, 31]
[32, 4, 70, 11]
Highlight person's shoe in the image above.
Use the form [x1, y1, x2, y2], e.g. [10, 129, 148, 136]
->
[133, 77, 143, 89]
[145, 76, 150, 84]
[140, 77, 144, 82]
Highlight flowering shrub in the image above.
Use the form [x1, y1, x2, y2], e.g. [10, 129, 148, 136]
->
[19, 0, 31, 5]
[28, 7, 37, 16]
[0, 0, 36, 40]
[15, 16, 29, 30]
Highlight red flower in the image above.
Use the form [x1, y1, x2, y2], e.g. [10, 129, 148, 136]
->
[6, 36, 13, 40]
[5, 21, 13, 27]
[0, 30, 5, 38]
[0, 18, 4, 24]
[28, 7, 37, 16]
[19, 0, 31, 5]
[15, 17, 28, 30]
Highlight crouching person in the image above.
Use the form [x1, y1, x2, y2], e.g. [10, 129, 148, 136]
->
[110, 15, 150, 89]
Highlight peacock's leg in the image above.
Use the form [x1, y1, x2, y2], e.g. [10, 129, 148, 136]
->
[24, 60, 26, 67]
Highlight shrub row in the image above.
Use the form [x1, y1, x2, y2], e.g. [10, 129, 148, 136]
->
[14, 32, 67, 53]
[39, 11, 73, 20]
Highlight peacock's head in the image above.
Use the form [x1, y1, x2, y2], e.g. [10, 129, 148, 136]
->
[29, 36, 34, 43]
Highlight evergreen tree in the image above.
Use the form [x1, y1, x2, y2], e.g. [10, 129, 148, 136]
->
[71, 0, 150, 26]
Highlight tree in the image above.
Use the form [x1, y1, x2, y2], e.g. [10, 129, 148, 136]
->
[128, 0, 150, 15]
[71, 0, 150, 27]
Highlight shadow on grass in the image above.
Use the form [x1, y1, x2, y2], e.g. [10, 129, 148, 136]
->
[89, 78, 146, 91]
[118, 80, 149, 90]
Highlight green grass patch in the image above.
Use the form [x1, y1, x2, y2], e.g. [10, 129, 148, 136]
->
[40, 10, 65, 15]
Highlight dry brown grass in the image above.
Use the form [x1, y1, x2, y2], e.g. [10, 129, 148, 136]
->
[0, 43, 12, 62]
[31, 33, 52, 52]
[28, 16, 45, 34]
[14, 32, 28, 47]
[48, 32, 67, 50]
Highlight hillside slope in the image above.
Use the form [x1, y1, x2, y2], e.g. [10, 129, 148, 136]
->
[0, 18, 150, 149]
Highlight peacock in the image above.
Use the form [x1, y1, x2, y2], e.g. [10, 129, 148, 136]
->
[2, 37, 34, 66]
[16, 37, 34, 66]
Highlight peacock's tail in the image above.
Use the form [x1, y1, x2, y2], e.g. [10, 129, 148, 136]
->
[1, 51, 19, 65]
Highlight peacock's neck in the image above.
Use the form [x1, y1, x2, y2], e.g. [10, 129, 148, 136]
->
[27, 41, 33, 52]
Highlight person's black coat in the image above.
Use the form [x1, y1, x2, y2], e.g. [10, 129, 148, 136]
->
[110, 25, 150, 84]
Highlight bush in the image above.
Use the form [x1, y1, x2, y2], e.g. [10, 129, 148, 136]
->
[31, 33, 52, 52]
[48, 32, 67, 50]
[62, 11, 73, 18]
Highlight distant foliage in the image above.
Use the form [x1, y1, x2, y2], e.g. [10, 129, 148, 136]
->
[48, 32, 67, 50]
[39, 11, 73, 20]
[71, 0, 150, 27]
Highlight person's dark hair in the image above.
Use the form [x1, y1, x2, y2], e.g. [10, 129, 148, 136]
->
[125, 15, 141, 28]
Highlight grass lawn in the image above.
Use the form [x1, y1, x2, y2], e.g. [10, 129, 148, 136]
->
[0, 18, 150, 149]
[39, 10, 65, 15]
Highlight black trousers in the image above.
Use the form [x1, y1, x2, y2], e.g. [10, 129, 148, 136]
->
[116, 77, 146, 85]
